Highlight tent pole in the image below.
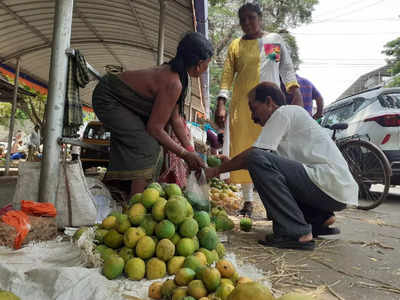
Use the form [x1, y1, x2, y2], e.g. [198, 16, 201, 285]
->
[158, 0, 171, 172]
[39, 0, 74, 203]
[157, 0, 167, 66]
[4, 57, 21, 176]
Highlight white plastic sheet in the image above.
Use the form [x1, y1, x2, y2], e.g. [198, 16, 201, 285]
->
[0, 239, 121, 300]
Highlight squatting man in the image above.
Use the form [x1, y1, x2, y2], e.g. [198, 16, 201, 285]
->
[205, 82, 358, 250]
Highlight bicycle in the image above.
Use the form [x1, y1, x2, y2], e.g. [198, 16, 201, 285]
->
[327, 123, 392, 210]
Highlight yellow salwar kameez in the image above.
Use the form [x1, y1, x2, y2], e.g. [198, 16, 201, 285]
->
[218, 33, 298, 184]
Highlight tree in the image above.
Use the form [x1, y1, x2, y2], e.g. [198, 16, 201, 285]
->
[259, 0, 318, 31]
[382, 36, 400, 87]
[208, 0, 319, 117]
[0, 74, 47, 129]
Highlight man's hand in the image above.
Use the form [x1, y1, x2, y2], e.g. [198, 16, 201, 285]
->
[217, 155, 230, 163]
[314, 95, 324, 120]
[215, 97, 226, 129]
[313, 112, 323, 120]
[183, 151, 206, 170]
[205, 167, 219, 180]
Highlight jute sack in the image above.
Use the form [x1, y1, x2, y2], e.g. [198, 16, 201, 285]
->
[13, 161, 97, 229]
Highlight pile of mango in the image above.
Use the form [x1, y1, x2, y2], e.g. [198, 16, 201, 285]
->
[146, 260, 312, 300]
[148, 258, 259, 300]
[147, 259, 314, 300]
[211, 207, 234, 232]
[74, 182, 235, 281]
[209, 178, 242, 214]
[73, 182, 315, 300]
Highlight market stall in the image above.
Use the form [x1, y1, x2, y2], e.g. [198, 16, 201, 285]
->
[0, 182, 318, 300]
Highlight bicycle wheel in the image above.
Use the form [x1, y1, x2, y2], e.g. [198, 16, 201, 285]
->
[339, 139, 391, 210]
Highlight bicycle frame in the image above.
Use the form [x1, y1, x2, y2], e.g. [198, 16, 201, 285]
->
[335, 133, 371, 145]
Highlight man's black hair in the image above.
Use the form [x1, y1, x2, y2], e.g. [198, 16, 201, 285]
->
[252, 82, 287, 106]
[169, 32, 214, 114]
[238, 2, 262, 18]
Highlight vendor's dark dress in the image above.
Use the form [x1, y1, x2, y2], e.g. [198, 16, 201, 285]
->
[92, 73, 162, 181]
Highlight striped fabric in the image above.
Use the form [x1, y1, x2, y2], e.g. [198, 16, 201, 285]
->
[63, 50, 90, 137]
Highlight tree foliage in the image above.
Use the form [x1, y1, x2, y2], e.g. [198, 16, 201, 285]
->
[208, 0, 319, 117]
[382, 36, 400, 87]
[0, 75, 47, 129]
[260, 0, 318, 31]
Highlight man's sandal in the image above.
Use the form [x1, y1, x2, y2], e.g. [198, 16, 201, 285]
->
[258, 235, 315, 250]
[238, 201, 253, 217]
[312, 226, 340, 237]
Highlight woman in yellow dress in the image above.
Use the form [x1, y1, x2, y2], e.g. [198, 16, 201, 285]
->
[215, 3, 303, 216]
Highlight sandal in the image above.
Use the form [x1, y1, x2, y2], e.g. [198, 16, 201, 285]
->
[258, 236, 315, 250]
[238, 201, 253, 217]
[312, 226, 340, 237]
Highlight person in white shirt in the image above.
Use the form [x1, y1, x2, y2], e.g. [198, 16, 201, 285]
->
[205, 81, 358, 250]
[29, 125, 41, 150]
[27, 125, 41, 160]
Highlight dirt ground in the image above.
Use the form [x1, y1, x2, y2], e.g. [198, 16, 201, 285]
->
[225, 192, 400, 299]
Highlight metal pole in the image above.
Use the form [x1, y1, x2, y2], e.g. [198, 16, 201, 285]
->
[4, 57, 21, 176]
[39, 0, 74, 203]
[157, 0, 167, 65]
[157, 0, 170, 170]
[203, 0, 210, 119]
[195, 0, 210, 119]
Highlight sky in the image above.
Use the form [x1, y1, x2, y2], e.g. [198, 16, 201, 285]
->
[291, 0, 400, 105]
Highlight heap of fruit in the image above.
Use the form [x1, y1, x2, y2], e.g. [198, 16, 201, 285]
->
[148, 257, 272, 300]
[81, 182, 237, 281]
[148, 261, 314, 300]
[73, 182, 316, 300]
[211, 207, 234, 232]
[209, 178, 242, 214]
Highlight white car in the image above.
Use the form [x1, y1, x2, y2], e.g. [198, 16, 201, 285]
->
[322, 87, 400, 184]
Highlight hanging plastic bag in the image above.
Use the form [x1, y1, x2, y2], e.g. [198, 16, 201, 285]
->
[184, 170, 210, 212]
[1, 210, 31, 249]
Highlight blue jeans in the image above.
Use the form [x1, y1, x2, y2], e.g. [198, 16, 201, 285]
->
[11, 152, 26, 160]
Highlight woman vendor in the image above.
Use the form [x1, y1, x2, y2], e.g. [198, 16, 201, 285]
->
[92, 32, 214, 197]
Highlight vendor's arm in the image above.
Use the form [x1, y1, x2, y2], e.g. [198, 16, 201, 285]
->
[205, 148, 253, 179]
[207, 107, 290, 179]
[147, 78, 204, 169]
[215, 97, 227, 129]
[170, 105, 192, 150]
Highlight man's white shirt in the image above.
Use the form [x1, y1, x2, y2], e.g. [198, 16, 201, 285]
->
[253, 105, 358, 206]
